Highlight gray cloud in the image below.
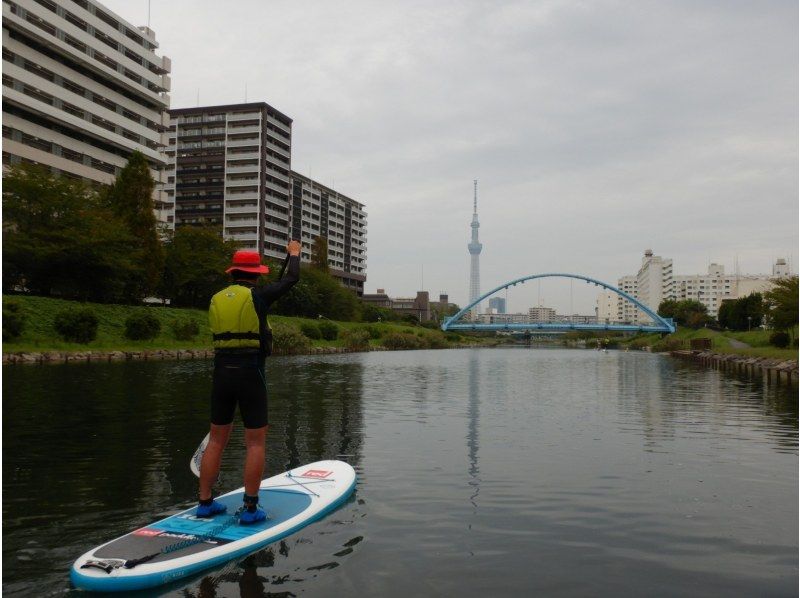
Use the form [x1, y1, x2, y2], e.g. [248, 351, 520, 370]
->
[109, 0, 797, 313]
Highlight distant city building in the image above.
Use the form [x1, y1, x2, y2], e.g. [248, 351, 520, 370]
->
[617, 275, 639, 323]
[166, 102, 292, 259]
[596, 291, 618, 324]
[290, 171, 367, 296]
[488, 297, 506, 314]
[773, 258, 791, 277]
[674, 263, 734, 316]
[362, 289, 431, 322]
[599, 254, 794, 320]
[528, 306, 557, 322]
[477, 312, 529, 325]
[2, 0, 172, 218]
[637, 249, 674, 312]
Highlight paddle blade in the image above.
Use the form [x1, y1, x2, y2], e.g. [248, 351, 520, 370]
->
[190, 433, 210, 478]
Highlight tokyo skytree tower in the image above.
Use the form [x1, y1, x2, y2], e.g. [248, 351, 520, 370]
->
[468, 180, 482, 320]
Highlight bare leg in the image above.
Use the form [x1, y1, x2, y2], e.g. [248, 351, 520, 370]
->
[199, 423, 232, 500]
[244, 425, 268, 496]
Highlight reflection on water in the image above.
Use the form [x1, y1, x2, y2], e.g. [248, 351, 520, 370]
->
[2, 349, 797, 597]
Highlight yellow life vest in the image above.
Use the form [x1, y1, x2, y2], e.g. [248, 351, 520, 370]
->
[209, 284, 268, 350]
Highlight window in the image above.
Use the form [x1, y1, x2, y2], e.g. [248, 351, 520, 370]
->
[63, 10, 88, 31]
[64, 35, 87, 53]
[62, 102, 85, 118]
[62, 78, 85, 96]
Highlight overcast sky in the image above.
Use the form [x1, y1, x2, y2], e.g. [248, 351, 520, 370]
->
[108, 0, 798, 313]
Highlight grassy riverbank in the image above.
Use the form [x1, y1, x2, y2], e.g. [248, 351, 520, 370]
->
[2, 295, 494, 354]
[620, 327, 798, 361]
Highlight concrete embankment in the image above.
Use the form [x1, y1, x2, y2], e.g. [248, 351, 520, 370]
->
[2, 345, 394, 365]
[670, 350, 798, 387]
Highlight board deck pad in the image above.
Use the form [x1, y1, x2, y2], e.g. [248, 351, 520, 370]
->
[71, 461, 356, 592]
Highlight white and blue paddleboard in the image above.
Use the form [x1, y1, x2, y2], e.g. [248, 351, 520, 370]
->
[70, 460, 356, 592]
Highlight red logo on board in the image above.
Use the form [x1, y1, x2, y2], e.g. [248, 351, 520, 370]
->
[133, 528, 161, 537]
[302, 469, 333, 478]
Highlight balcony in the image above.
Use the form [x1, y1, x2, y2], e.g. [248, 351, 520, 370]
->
[266, 141, 289, 158]
[226, 217, 259, 227]
[227, 138, 260, 148]
[225, 231, 258, 241]
[225, 204, 258, 215]
[226, 165, 259, 175]
[227, 151, 260, 161]
[228, 112, 262, 122]
[228, 124, 261, 135]
[226, 177, 260, 187]
[226, 190, 259, 200]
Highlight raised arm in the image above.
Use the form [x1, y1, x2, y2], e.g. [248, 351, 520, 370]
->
[255, 240, 301, 306]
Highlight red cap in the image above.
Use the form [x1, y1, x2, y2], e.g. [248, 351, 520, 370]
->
[226, 250, 270, 275]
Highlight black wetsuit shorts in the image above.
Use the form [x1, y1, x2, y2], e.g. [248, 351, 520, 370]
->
[210, 353, 268, 428]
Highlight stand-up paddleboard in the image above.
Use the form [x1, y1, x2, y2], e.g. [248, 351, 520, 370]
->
[70, 460, 356, 592]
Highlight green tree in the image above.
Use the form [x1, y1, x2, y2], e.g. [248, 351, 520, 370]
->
[159, 226, 239, 308]
[3, 163, 137, 301]
[104, 151, 164, 300]
[272, 264, 360, 321]
[310, 236, 329, 272]
[718, 293, 764, 331]
[764, 277, 798, 341]
[658, 298, 711, 329]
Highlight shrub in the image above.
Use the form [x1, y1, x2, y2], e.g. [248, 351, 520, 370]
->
[53, 307, 98, 344]
[318, 320, 339, 341]
[445, 332, 461, 343]
[769, 331, 790, 348]
[651, 337, 685, 352]
[424, 331, 448, 349]
[300, 322, 322, 340]
[366, 325, 383, 340]
[342, 328, 370, 350]
[124, 311, 161, 340]
[2, 299, 26, 341]
[381, 332, 424, 350]
[271, 322, 311, 355]
[171, 318, 200, 341]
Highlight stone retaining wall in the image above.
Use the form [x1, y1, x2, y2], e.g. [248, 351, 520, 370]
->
[1, 345, 391, 365]
[670, 350, 798, 387]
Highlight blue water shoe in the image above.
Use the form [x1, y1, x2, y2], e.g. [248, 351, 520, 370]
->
[239, 506, 267, 524]
[196, 499, 227, 518]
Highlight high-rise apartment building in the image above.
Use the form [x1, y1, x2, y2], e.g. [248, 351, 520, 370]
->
[165, 102, 293, 258]
[2, 0, 171, 217]
[290, 171, 367, 295]
[636, 249, 674, 312]
[674, 264, 734, 316]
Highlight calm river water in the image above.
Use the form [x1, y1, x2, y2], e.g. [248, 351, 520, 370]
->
[3, 348, 798, 597]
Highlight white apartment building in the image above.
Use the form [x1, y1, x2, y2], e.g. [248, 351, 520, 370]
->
[599, 254, 794, 321]
[290, 171, 367, 295]
[2, 0, 171, 217]
[477, 312, 529, 325]
[528, 306, 557, 322]
[165, 102, 293, 259]
[674, 263, 734, 316]
[596, 291, 618, 324]
[617, 275, 639, 323]
[637, 249, 674, 312]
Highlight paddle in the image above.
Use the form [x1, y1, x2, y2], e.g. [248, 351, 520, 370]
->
[190, 251, 292, 479]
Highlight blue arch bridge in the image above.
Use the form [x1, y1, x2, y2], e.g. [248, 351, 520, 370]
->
[441, 273, 676, 334]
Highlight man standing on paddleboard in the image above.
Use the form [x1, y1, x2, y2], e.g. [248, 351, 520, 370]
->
[199, 240, 301, 523]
